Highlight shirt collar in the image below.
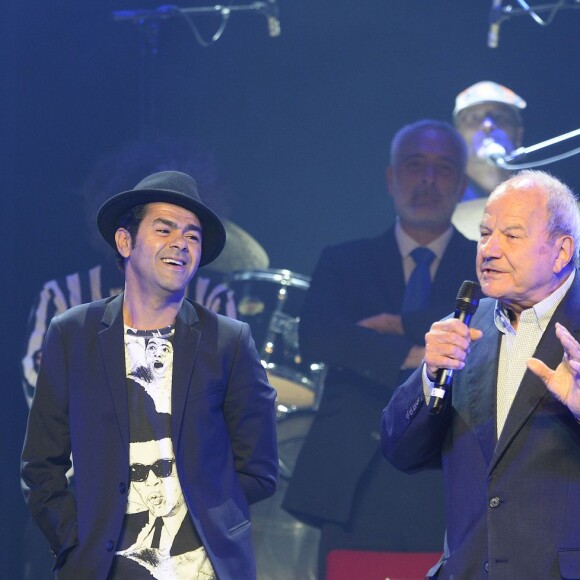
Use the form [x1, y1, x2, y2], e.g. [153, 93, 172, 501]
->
[394, 219, 454, 262]
[494, 269, 576, 334]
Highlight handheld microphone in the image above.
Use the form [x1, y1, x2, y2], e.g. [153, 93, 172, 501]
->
[428, 281, 482, 415]
[487, 0, 503, 48]
[477, 139, 507, 167]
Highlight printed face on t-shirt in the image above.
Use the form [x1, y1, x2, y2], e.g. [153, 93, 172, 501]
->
[129, 437, 184, 518]
[145, 337, 173, 380]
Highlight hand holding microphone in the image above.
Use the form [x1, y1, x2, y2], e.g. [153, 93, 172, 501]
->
[426, 281, 482, 414]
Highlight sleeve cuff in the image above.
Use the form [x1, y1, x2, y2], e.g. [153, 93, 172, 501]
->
[421, 363, 434, 403]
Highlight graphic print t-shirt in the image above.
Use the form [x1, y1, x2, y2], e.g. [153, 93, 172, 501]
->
[111, 325, 216, 579]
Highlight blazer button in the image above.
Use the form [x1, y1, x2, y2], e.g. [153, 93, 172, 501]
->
[489, 496, 500, 508]
[106, 540, 115, 552]
[484, 561, 489, 572]
[119, 482, 126, 494]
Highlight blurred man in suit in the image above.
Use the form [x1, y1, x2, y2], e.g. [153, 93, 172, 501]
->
[284, 119, 478, 578]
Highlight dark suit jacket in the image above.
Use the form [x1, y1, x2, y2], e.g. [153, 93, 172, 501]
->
[21, 294, 278, 580]
[382, 273, 580, 579]
[283, 227, 477, 531]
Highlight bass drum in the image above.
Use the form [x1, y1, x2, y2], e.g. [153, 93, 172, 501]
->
[251, 410, 320, 580]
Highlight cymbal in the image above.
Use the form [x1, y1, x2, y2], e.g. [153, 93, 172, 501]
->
[205, 219, 270, 273]
[452, 198, 486, 242]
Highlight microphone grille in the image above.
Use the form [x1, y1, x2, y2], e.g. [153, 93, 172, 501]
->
[455, 280, 482, 314]
[477, 141, 506, 160]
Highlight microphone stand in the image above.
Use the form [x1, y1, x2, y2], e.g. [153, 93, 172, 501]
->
[487, 0, 579, 47]
[492, 127, 580, 170]
[113, 2, 280, 136]
[113, 2, 280, 39]
[138, 18, 160, 139]
[493, 0, 580, 26]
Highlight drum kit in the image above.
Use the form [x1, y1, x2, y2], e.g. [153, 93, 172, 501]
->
[207, 219, 327, 413]
[207, 220, 322, 579]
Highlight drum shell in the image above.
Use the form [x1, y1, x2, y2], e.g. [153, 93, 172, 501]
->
[227, 269, 325, 409]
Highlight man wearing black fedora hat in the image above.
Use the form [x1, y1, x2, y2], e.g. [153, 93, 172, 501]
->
[19, 138, 273, 580]
[21, 171, 279, 579]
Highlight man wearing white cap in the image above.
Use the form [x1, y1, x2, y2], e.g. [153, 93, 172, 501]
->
[452, 80, 526, 240]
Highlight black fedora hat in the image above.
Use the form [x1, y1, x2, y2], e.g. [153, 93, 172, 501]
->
[97, 170, 226, 267]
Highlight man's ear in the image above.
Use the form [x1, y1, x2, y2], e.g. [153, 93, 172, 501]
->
[554, 235, 574, 274]
[115, 228, 132, 258]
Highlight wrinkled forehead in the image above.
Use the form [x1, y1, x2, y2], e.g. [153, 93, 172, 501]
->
[483, 183, 548, 227]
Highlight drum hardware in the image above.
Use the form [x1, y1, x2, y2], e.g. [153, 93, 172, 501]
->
[250, 409, 320, 579]
[260, 271, 300, 363]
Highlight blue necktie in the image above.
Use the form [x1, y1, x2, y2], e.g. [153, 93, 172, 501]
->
[402, 247, 435, 313]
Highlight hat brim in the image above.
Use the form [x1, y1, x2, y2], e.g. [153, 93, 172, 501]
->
[97, 188, 226, 267]
[453, 100, 524, 119]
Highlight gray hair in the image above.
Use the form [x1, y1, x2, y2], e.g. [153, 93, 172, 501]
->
[389, 119, 468, 171]
[491, 169, 580, 266]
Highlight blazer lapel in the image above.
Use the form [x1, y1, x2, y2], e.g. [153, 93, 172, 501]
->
[491, 328, 560, 469]
[465, 303, 500, 466]
[491, 273, 580, 471]
[171, 300, 201, 446]
[99, 294, 130, 452]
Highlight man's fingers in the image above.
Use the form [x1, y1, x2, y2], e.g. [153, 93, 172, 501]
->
[528, 357, 569, 406]
[469, 328, 483, 341]
[527, 357, 552, 385]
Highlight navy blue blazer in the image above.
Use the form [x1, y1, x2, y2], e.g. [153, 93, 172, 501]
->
[382, 273, 580, 578]
[21, 294, 278, 580]
[284, 227, 477, 529]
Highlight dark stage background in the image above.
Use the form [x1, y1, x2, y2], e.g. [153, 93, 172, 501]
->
[2, 1, 579, 577]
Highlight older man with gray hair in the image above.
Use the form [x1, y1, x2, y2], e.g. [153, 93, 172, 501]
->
[382, 170, 580, 578]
